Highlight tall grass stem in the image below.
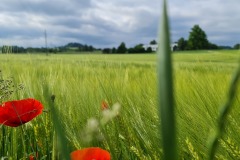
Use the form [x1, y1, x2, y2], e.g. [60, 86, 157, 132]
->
[157, 0, 177, 159]
[43, 84, 70, 160]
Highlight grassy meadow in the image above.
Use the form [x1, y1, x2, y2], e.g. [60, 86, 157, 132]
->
[0, 50, 240, 159]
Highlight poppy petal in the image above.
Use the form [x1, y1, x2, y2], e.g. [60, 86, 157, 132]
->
[0, 98, 43, 127]
[71, 147, 111, 160]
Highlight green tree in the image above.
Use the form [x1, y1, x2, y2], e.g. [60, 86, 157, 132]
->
[128, 44, 145, 53]
[233, 43, 240, 49]
[88, 45, 94, 52]
[102, 48, 111, 54]
[146, 47, 152, 53]
[187, 25, 209, 50]
[112, 47, 116, 53]
[134, 44, 145, 53]
[150, 40, 157, 45]
[177, 37, 188, 50]
[208, 43, 219, 49]
[83, 44, 89, 51]
[116, 42, 127, 53]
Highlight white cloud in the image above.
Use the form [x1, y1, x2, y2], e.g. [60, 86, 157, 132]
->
[0, 0, 239, 48]
[169, 0, 240, 45]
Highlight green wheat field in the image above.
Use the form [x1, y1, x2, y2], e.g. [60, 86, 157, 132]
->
[0, 50, 240, 159]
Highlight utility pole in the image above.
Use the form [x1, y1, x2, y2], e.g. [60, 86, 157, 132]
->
[45, 29, 48, 56]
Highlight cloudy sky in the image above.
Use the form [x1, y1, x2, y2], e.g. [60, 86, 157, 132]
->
[0, 0, 239, 48]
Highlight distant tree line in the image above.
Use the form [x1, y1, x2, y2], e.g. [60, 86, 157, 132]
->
[0, 42, 97, 54]
[102, 41, 154, 54]
[102, 25, 240, 54]
[233, 43, 240, 49]
[2, 45, 26, 53]
[1, 30, 239, 54]
[64, 42, 95, 52]
[176, 24, 239, 51]
[50, 43, 96, 53]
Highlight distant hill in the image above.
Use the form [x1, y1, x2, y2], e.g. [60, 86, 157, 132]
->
[64, 42, 84, 48]
[63, 42, 95, 52]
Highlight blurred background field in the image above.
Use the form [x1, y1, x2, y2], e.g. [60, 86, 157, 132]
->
[0, 50, 240, 159]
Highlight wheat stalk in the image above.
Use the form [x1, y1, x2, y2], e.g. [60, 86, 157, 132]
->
[208, 64, 240, 159]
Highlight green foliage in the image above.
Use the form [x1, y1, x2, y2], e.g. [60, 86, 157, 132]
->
[116, 42, 127, 53]
[102, 48, 112, 54]
[146, 47, 152, 53]
[112, 47, 116, 53]
[128, 44, 146, 53]
[187, 25, 209, 50]
[150, 40, 157, 45]
[176, 25, 219, 51]
[2, 45, 13, 54]
[1, 46, 26, 54]
[233, 43, 240, 49]
[64, 43, 95, 52]
[102, 47, 117, 54]
[177, 37, 188, 51]
[208, 42, 219, 49]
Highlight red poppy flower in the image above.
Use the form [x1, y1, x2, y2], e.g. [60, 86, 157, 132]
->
[29, 155, 34, 160]
[0, 98, 43, 127]
[101, 101, 109, 110]
[28, 152, 38, 160]
[71, 147, 111, 160]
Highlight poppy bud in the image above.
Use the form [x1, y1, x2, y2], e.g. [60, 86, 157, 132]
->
[51, 95, 56, 102]
[101, 101, 109, 110]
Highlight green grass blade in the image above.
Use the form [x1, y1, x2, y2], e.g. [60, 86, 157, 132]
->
[208, 64, 240, 160]
[43, 85, 70, 160]
[157, 0, 177, 159]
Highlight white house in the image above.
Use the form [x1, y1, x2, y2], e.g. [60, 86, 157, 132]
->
[143, 44, 158, 51]
[143, 43, 178, 52]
